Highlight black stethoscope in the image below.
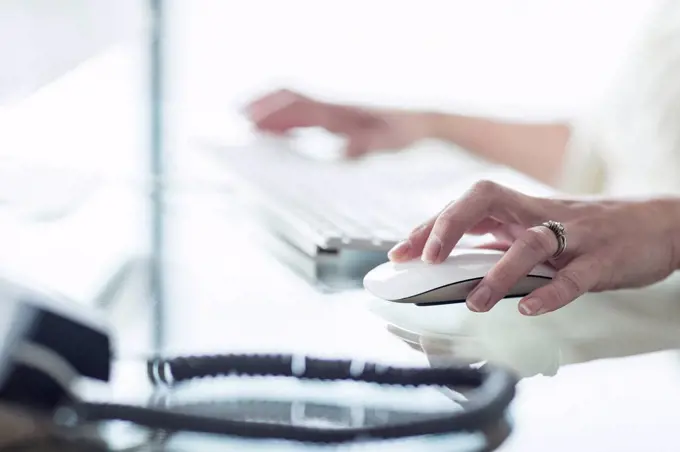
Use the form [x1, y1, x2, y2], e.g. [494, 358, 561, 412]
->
[69, 353, 518, 445]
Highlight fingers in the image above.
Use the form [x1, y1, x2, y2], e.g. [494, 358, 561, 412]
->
[388, 199, 463, 262]
[518, 256, 601, 315]
[245, 90, 296, 127]
[388, 182, 537, 263]
[387, 219, 436, 262]
[465, 225, 561, 312]
[246, 89, 325, 133]
[246, 90, 386, 151]
[422, 181, 538, 263]
[345, 132, 371, 158]
[473, 241, 512, 252]
[386, 178, 603, 315]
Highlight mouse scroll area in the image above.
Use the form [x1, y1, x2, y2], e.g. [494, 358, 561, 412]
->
[395, 275, 552, 307]
[362, 249, 557, 307]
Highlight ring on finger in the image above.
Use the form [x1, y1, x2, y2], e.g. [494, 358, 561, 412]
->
[541, 220, 567, 259]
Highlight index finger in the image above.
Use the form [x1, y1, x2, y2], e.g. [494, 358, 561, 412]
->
[248, 92, 325, 132]
[421, 181, 537, 264]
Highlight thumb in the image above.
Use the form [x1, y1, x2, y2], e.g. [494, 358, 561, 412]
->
[344, 133, 370, 158]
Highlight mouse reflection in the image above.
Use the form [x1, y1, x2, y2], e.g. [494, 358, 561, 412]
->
[385, 322, 563, 379]
[372, 275, 680, 380]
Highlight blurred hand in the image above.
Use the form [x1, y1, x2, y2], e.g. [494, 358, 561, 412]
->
[388, 180, 680, 316]
[245, 89, 430, 158]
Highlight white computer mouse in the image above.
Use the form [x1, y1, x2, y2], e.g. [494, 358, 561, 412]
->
[363, 249, 555, 306]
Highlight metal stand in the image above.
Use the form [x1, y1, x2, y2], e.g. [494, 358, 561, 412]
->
[149, 0, 166, 351]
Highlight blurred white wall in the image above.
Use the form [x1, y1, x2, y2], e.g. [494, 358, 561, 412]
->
[0, 0, 662, 172]
[0, 0, 143, 104]
[168, 0, 659, 124]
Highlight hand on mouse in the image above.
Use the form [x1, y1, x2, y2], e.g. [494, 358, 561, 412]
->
[245, 89, 430, 158]
[388, 180, 680, 316]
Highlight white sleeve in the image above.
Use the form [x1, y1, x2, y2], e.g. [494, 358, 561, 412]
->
[556, 116, 607, 195]
[555, 0, 680, 197]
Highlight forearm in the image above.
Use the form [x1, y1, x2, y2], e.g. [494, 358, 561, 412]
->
[422, 112, 571, 186]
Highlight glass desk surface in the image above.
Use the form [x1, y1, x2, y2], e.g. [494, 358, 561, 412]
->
[4, 186, 680, 452]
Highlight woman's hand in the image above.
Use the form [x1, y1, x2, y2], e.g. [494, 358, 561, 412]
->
[388, 180, 680, 316]
[245, 89, 431, 158]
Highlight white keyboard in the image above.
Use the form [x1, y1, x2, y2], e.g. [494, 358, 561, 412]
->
[203, 132, 556, 255]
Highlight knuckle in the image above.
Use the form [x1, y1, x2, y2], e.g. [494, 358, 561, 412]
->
[433, 212, 456, 234]
[485, 266, 515, 293]
[587, 256, 605, 279]
[589, 255, 610, 289]
[408, 226, 422, 238]
[277, 88, 297, 98]
[410, 220, 431, 235]
[437, 208, 457, 224]
[471, 179, 500, 197]
[542, 283, 568, 307]
[579, 255, 607, 291]
[517, 228, 555, 257]
[555, 270, 585, 298]
[408, 222, 431, 240]
[279, 90, 304, 105]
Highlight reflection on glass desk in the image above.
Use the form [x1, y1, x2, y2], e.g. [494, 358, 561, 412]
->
[87, 365, 512, 452]
[0, 374, 511, 452]
[3, 175, 680, 450]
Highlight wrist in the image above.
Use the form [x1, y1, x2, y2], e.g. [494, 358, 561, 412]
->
[670, 200, 680, 271]
[418, 111, 451, 141]
[654, 198, 680, 271]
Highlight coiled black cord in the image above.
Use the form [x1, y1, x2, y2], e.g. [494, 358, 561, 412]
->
[71, 354, 517, 444]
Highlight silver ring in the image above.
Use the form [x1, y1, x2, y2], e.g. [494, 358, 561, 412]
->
[542, 220, 567, 258]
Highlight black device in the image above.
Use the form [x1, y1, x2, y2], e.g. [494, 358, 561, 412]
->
[0, 279, 518, 445]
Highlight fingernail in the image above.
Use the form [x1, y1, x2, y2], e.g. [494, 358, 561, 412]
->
[519, 298, 543, 316]
[467, 302, 480, 313]
[467, 286, 491, 312]
[422, 235, 442, 263]
[388, 240, 410, 260]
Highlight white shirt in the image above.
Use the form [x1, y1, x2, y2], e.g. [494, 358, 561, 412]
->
[559, 0, 680, 197]
[412, 3, 680, 373]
